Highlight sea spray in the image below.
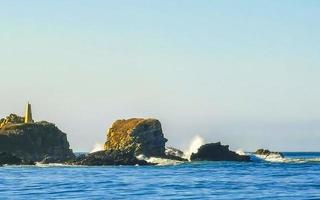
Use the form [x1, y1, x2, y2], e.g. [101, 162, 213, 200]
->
[236, 149, 246, 156]
[184, 135, 204, 160]
[90, 143, 104, 153]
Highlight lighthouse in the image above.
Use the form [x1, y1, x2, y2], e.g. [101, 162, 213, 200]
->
[24, 102, 34, 123]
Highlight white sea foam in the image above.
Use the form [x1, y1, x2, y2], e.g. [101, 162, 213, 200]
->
[236, 149, 246, 156]
[90, 142, 104, 153]
[184, 135, 204, 160]
[136, 154, 184, 166]
[254, 154, 286, 162]
[35, 163, 75, 167]
[253, 153, 320, 164]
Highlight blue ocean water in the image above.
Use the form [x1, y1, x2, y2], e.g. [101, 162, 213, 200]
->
[1, 152, 320, 199]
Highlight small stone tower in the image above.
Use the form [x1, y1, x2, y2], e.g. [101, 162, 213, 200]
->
[24, 102, 34, 123]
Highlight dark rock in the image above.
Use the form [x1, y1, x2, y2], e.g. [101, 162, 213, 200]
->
[73, 150, 152, 166]
[104, 118, 168, 157]
[165, 147, 188, 161]
[165, 147, 185, 158]
[0, 152, 22, 165]
[255, 149, 284, 158]
[0, 115, 75, 163]
[190, 142, 251, 162]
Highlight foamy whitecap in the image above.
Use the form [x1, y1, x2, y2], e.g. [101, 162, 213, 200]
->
[136, 154, 184, 166]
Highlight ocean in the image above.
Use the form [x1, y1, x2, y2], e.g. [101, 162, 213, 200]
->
[1, 152, 320, 199]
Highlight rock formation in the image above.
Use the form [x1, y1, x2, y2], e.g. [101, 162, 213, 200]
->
[104, 118, 168, 157]
[165, 147, 188, 161]
[0, 114, 24, 129]
[255, 149, 284, 158]
[73, 149, 151, 166]
[0, 114, 75, 163]
[190, 142, 251, 162]
[165, 147, 185, 158]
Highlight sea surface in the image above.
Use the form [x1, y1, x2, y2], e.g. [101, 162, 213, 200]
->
[1, 152, 320, 199]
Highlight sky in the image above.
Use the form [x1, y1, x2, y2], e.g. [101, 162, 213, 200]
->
[0, 0, 319, 152]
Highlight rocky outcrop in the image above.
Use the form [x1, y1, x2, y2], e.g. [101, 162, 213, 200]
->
[190, 142, 251, 162]
[165, 147, 188, 161]
[0, 114, 24, 129]
[73, 150, 151, 166]
[165, 147, 185, 158]
[104, 118, 168, 157]
[255, 149, 284, 158]
[0, 114, 75, 163]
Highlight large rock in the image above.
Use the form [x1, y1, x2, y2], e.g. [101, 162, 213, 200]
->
[190, 142, 251, 162]
[73, 150, 151, 166]
[104, 118, 168, 157]
[0, 114, 75, 163]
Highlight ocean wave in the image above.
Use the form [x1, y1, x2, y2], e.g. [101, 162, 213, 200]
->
[136, 155, 185, 166]
[252, 154, 320, 164]
[35, 163, 77, 167]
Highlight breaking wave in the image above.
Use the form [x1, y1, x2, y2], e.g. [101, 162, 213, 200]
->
[252, 154, 320, 164]
[184, 135, 204, 160]
[136, 155, 184, 166]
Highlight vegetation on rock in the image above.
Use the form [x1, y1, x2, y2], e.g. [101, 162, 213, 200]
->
[104, 118, 168, 157]
[0, 114, 75, 163]
[0, 114, 24, 129]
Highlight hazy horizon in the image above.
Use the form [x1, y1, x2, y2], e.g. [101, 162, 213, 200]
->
[1, 1, 320, 152]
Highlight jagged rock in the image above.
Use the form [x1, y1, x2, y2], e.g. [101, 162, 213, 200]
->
[0, 114, 24, 129]
[73, 150, 151, 166]
[190, 142, 251, 162]
[104, 118, 168, 157]
[0, 115, 75, 163]
[0, 152, 22, 165]
[165, 147, 185, 158]
[255, 149, 284, 158]
[165, 147, 188, 161]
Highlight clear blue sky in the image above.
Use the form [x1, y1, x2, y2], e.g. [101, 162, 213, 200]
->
[1, 0, 319, 151]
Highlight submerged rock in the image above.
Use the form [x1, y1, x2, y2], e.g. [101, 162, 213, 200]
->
[255, 149, 284, 158]
[73, 150, 151, 166]
[190, 142, 251, 162]
[0, 114, 75, 163]
[104, 118, 168, 157]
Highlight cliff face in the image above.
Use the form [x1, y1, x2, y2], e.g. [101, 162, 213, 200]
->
[0, 114, 75, 162]
[104, 118, 168, 157]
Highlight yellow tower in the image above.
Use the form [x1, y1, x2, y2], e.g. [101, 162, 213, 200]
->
[24, 102, 34, 123]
